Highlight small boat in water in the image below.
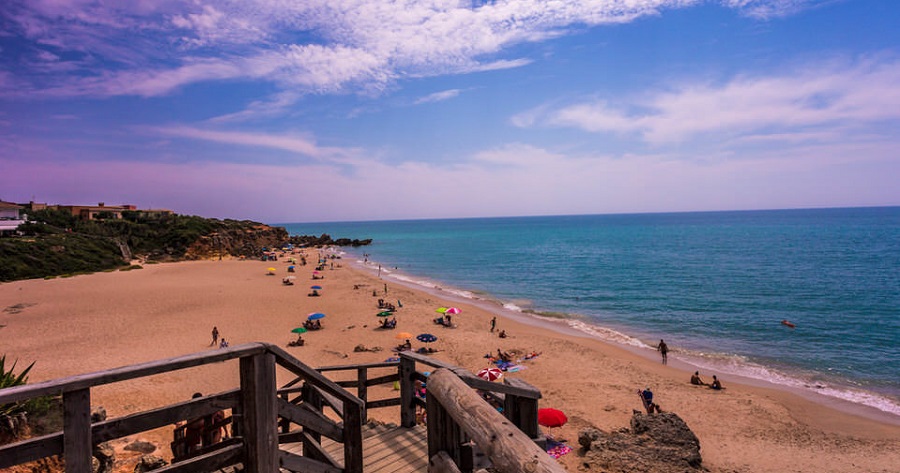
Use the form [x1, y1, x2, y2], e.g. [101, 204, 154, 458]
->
[781, 319, 795, 328]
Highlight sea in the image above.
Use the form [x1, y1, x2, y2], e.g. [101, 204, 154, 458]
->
[277, 207, 900, 420]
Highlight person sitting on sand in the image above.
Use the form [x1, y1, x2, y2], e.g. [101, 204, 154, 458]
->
[639, 387, 661, 414]
[691, 371, 708, 386]
[396, 339, 412, 351]
[219, 338, 228, 349]
[289, 334, 305, 347]
[710, 375, 723, 390]
[497, 348, 512, 363]
[498, 329, 508, 338]
[417, 346, 437, 354]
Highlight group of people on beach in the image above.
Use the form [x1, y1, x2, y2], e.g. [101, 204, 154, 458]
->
[210, 326, 228, 349]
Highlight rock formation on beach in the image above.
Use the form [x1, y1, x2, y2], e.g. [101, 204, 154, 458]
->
[579, 412, 702, 473]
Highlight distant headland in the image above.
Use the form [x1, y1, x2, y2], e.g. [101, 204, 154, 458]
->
[0, 200, 369, 282]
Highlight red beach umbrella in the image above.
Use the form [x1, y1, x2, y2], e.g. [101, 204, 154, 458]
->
[476, 367, 503, 382]
[444, 307, 461, 315]
[538, 408, 568, 428]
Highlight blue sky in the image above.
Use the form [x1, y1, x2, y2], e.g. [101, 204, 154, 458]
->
[2, 0, 899, 223]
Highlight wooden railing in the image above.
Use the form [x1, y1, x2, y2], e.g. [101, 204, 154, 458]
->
[0, 343, 364, 473]
[1, 345, 554, 473]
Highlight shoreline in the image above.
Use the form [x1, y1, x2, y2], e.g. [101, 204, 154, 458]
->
[2, 256, 898, 472]
[346, 251, 900, 427]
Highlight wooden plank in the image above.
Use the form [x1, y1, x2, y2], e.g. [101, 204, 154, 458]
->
[357, 367, 368, 422]
[430, 451, 463, 473]
[365, 373, 399, 387]
[366, 397, 401, 410]
[152, 443, 243, 473]
[343, 395, 365, 473]
[279, 450, 342, 473]
[317, 361, 399, 372]
[63, 387, 91, 473]
[93, 390, 239, 443]
[314, 385, 345, 417]
[427, 369, 566, 473]
[277, 397, 343, 442]
[269, 345, 365, 407]
[299, 430, 343, 470]
[0, 432, 63, 469]
[240, 352, 278, 473]
[0, 343, 267, 405]
[357, 427, 427, 472]
[399, 356, 416, 427]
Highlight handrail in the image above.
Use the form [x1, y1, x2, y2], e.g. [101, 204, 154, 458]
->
[426, 369, 564, 473]
[0, 343, 268, 404]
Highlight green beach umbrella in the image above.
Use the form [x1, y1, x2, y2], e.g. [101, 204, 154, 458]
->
[377, 311, 393, 317]
[291, 327, 308, 334]
[436, 307, 448, 313]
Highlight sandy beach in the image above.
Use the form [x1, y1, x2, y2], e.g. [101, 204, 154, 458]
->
[1, 255, 898, 472]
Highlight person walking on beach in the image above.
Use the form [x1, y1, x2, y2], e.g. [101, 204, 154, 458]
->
[211, 326, 219, 347]
[490, 316, 497, 333]
[657, 339, 668, 365]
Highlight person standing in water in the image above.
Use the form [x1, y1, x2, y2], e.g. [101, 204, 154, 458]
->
[657, 339, 668, 365]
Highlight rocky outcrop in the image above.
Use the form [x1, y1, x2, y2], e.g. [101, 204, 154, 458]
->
[578, 412, 703, 473]
[184, 224, 289, 260]
[287, 234, 372, 248]
[133, 455, 167, 472]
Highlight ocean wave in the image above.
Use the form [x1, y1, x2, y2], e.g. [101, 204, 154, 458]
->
[349, 252, 900, 419]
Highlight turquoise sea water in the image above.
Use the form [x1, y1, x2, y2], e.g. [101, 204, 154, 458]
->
[278, 207, 900, 417]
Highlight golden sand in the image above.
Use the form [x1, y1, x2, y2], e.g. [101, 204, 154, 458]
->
[1, 255, 898, 472]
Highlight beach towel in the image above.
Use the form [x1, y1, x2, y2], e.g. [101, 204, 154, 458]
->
[546, 439, 572, 459]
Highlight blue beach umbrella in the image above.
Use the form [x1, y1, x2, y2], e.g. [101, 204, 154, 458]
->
[416, 333, 437, 343]
[310, 285, 323, 290]
[307, 312, 326, 320]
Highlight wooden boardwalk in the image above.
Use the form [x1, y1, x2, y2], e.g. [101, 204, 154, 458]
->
[283, 424, 429, 473]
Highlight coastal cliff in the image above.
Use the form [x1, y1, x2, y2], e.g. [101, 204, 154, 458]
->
[2, 210, 345, 281]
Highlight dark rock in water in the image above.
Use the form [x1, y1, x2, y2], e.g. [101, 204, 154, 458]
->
[125, 440, 158, 454]
[134, 454, 168, 472]
[578, 412, 702, 472]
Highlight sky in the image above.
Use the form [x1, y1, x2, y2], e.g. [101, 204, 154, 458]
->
[1, 0, 899, 223]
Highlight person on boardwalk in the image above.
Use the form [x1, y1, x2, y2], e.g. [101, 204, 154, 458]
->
[211, 326, 219, 347]
[656, 339, 668, 365]
[490, 316, 497, 333]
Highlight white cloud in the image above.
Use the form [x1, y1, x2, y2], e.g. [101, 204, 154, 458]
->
[148, 126, 360, 164]
[522, 56, 900, 144]
[415, 89, 461, 105]
[4, 0, 815, 102]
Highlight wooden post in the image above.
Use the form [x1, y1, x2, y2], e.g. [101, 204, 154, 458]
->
[426, 390, 468, 472]
[301, 382, 325, 463]
[503, 378, 541, 443]
[279, 391, 290, 434]
[63, 388, 92, 473]
[356, 367, 367, 421]
[239, 352, 278, 473]
[399, 356, 416, 427]
[342, 398, 364, 473]
[427, 369, 566, 473]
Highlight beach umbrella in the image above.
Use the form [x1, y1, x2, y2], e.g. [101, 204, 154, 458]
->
[377, 311, 393, 317]
[310, 285, 323, 290]
[291, 327, 308, 334]
[416, 333, 437, 343]
[538, 408, 568, 428]
[307, 312, 326, 321]
[444, 307, 461, 315]
[477, 367, 503, 382]
[396, 332, 414, 340]
[435, 307, 448, 313]
[267, 267, 276, 274]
